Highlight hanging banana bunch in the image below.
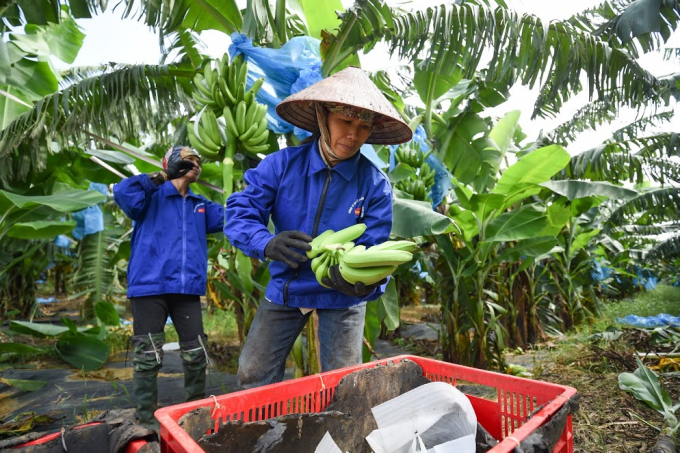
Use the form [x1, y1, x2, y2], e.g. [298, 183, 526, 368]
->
[192, 54, 247, 113]
[394, 145, 435, 202]
[222, 91, 270, 154]
[307, 225, 417, 287]
[189, 54, 271, 162]
[187, 108, 223, 159]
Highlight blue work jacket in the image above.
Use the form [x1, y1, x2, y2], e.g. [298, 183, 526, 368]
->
[224, 140, 393, 309]
[113, 175, 224, 298]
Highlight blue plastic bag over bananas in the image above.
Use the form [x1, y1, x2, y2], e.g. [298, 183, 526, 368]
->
[228, 33, 323, 138]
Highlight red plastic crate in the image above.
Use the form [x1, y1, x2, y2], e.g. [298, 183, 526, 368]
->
[156, 355, 577, 453]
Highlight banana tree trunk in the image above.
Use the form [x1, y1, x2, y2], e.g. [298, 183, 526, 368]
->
[652, 434, 676, 453]
[305, 314, 321, 375]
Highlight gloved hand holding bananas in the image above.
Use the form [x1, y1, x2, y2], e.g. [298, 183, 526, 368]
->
[189, 54, 270, 159]
[307, 224, 417, 288]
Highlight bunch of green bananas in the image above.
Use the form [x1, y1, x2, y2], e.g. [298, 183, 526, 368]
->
[192, 54, 249, 113]
[396, 178, 429, 201]
[419, 162, 436, 189]
[338, 241, 416, 285]
[308, 224, 417, 287]
[187, 108, 223, 159]
[223, 95, 270, 154]
[395, 146, 429, 168]
[189, 54, 270, 159]
[393, 145, 437, 201]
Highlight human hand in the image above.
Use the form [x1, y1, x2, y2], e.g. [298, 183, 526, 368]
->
[164, 160, 196, 181]
[264, 231, 313, 268]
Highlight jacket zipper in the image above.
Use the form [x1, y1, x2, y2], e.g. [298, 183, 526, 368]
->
[181, 197, 187, 292]
[284, 168, 332, 306]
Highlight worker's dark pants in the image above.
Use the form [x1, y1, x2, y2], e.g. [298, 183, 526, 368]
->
[130, 294, 204, 340]
[129, 294, 208, 431]
[237, 298, 367, 390]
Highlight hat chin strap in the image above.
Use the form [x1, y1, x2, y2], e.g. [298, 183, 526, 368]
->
[314, 103, 344, 165]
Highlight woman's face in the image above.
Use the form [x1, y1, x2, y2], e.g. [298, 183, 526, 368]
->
[326, 112, 373, 160]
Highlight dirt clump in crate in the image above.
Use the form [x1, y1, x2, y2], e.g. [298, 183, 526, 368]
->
[193, 359, 431, 453]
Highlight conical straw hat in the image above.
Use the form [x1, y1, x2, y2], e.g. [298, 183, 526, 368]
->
[276, 67, 413, 145]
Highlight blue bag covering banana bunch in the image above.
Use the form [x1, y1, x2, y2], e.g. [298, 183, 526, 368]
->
[394, 145, 435, 202]
[307, 225, 417, 287]
[188, 54, 270, 160]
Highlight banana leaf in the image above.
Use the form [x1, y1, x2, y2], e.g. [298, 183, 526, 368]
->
[392, 198, 457, 238]
[55, 335, 110, 371]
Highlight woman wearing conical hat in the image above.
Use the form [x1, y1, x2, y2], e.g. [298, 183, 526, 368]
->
[224, 67, 412, 389]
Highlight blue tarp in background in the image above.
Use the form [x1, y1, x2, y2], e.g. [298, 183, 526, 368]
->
[616, 314, 680, 328]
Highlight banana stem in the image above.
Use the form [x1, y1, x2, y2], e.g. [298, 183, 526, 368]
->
[305, 315, 321, 375]
[275, 0, 287, 45]
[321, 13, 357, 77]
[223, 134, 237, 204]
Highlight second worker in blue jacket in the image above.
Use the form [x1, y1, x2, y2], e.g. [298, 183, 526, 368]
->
[224, 67, 413, 389]
[113, 146, 223, 431]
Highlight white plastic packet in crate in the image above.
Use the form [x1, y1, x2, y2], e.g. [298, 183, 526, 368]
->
[365, 382, 477, 453]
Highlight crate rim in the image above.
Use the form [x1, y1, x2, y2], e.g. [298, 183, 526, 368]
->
[156, 354, 577, 453]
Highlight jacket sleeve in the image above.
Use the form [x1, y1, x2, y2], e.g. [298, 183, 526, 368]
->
[358, 172, 393, 302]
[112, 174, 160, 221]
[224, 157, 278, 261]
[205, 199, 225, 234]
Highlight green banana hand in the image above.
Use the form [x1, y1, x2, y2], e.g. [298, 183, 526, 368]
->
[368, 240, 418, 253]
[235, 101, 247, 136]
[223, 107, 239, 138]
[307, 230, 336, 258]
[338, 262, 397, 285]
[341, 249, 413, 269]
[317, 224, 367, 249]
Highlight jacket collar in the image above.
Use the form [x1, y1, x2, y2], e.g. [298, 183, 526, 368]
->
[160, 180, 201, 199]
[307, 139, 360, 181]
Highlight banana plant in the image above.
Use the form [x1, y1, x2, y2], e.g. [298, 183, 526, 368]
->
[3, 299, 119, 370]
[434, 140, 573, 368]
[619, 355, 680, 451]
[0, 188, 106, 315]
[541, 181, 639, 328]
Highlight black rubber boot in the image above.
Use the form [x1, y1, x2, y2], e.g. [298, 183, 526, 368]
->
[180, 335, 209, 402]
[132, 333, 165, 433]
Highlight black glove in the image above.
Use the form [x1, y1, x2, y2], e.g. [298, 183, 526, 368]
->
[264, 231, 313, 269]
[164, 159, 196, 181]
[322, 265, 387, 298]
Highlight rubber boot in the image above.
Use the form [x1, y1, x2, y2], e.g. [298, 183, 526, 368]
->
[180, 335, 209, 402]
[132, 332, 165, 433]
